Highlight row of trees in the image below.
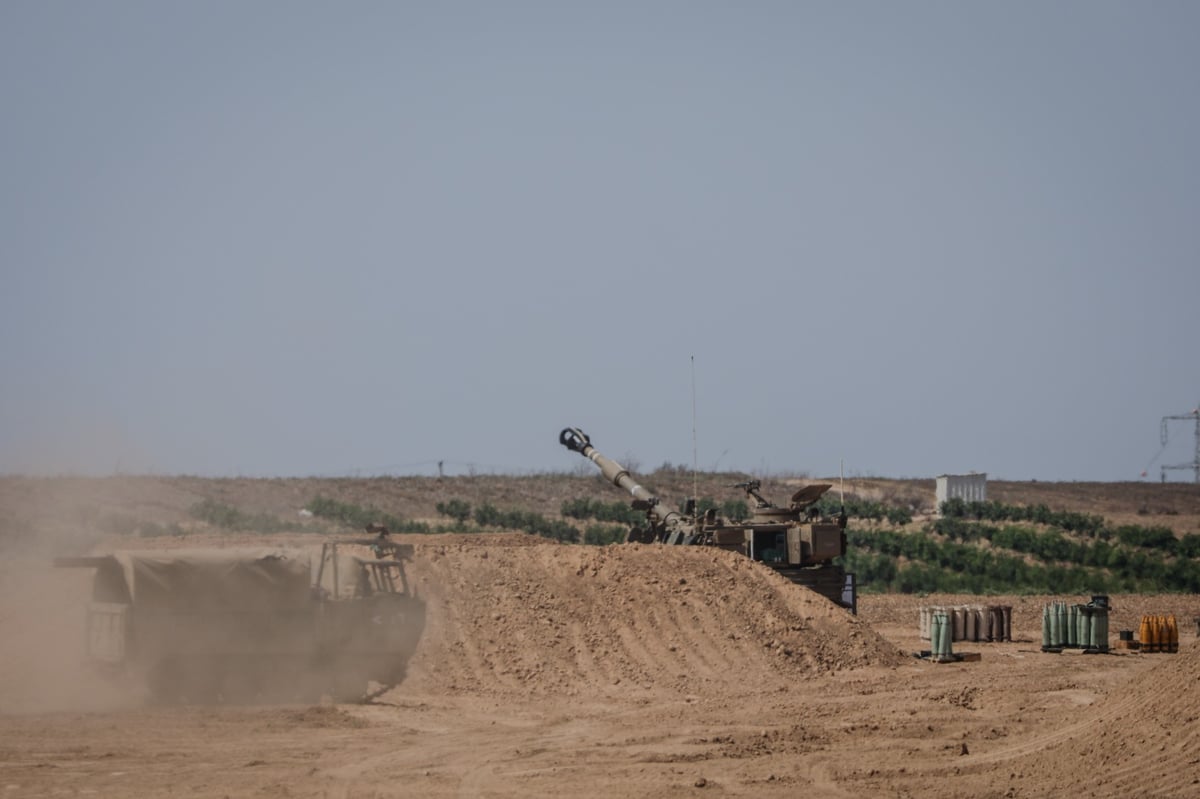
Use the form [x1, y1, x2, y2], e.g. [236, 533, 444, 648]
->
[939, 498, 1106, 536]
[563, 496, 753, 523]
[814, 496, 913, 526]
[1112, 524, 1200, 556]
[237, 494, 1200, 596]
[933, 518, 1100, 566]
[304, 496, 621, 544]
[305, 496, 434, 533]
[843, 527, 1200, 594]
[560, 498, 644, 525]
[301, 495, 610, 544]
[471, 502, 578, 542]
[447, 498, 628, 544]
[685, 497, 751, 521]
[936, 499, 1200, 554]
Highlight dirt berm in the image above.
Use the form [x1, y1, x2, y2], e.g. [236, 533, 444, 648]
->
[397, 534, 905, 698]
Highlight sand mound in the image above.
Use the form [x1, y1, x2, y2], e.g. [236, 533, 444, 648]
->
[396, 539, 904, 698]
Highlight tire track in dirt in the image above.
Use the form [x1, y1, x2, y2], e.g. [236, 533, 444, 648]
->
[664, 599, 729, 685]
[934, 644, 1200, 797]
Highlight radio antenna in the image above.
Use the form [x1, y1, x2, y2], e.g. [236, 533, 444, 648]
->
[691, 355, 699, 506]
[840, 459, 845, 509]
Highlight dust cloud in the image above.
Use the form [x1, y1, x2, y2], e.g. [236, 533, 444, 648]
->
[0, 477, 177, 713]
[0, 476, 429, 712]
[0, 549, 143, 714]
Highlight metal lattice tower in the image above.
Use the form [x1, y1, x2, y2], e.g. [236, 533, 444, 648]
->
[1160, 403, 1200, 483]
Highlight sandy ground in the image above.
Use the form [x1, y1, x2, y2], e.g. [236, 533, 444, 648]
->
[3, 534, 1200, 798]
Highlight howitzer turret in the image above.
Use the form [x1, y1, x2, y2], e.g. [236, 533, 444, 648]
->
[560, 427, 856, 612]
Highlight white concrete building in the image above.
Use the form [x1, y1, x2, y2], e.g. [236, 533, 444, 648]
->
[935, 473, 988, 514]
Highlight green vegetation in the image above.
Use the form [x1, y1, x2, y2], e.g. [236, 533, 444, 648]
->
[473, 502, 578, 542]
[686, 497, 751, 522]
[563, 496, 751, 525]
[939, 498, 1105, 537]
[300, 495, 628, 543]
[435, 499, 473, 527]
[186, 492, 1200, 592]
[837, 498, 1200, 595]
[561, 498, 644, 525]
[814, 495, 913, 526]
[305, 496, 432, 533]
[583, 523, 628, 546]
[1113, 524, 1179, 551]
[189, 499, 296, 533]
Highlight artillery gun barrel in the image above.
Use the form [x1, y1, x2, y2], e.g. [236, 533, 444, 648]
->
[559, 427, 655, 503]
[559, 427, 681, 527]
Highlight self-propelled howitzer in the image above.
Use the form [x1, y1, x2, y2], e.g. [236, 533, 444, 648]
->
[559, 427, 856, 612]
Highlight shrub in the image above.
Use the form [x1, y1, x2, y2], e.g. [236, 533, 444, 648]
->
[436, 499, 472, 525]
[474, 502, 579, 542]
[721, 499, 751, 521]
[1113, 525, 1177, 552]
[583, 524, 627, 546]
[306, 496, 432, 533]
[938, 499, 1104, 536]
[306, 496, 404, 530]
[1177, 533, 1200, 558]
[848, 520, 1197, 594]
[189, 499, 292, 533]
[816, 495, 909, 525]
[561, 498, 644, 525]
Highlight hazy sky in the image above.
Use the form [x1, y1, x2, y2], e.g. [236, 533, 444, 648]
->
[2, 1, 1198, 482]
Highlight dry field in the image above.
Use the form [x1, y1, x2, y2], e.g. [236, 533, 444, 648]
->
[2, 477, 1199, 797]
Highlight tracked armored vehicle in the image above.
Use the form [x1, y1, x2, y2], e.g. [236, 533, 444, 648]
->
[560, 427, 856, 612]
[55, 534, 425, 703]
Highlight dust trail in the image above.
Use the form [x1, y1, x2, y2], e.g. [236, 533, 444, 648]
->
[0, 478, 155, 713]
[0, 556, 143, 713]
